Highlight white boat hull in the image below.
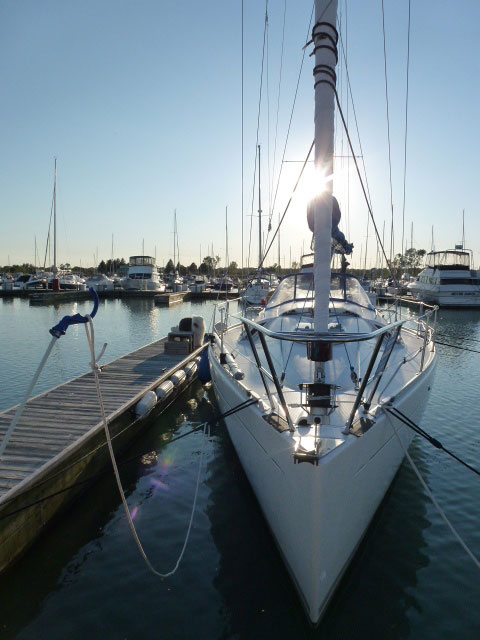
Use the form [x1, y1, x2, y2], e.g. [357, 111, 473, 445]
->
[122, 280, 165, 292]
[413, 288, 480, 307]
[209, 345, 436, 624]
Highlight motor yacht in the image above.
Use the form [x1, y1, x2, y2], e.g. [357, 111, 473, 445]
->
[408, 249, 480, 306]
[121, 256, 166, 292]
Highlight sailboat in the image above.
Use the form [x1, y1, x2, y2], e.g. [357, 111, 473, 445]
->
[208, 0, 437, 625]
[169, 210, 188, 292]
[243, 145, 276, 306]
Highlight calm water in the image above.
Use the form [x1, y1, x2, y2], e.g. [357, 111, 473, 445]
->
[0, 297, 479, 639]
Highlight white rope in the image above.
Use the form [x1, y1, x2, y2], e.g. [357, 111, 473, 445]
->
[384, 410, 480, 571]
[0, 335, 58, 457]
[84, 317, 208, 578]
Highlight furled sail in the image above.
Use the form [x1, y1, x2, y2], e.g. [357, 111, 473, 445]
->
[307, 196, 353, 255]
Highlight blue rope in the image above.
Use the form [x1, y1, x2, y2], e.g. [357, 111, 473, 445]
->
[49, 288, 99, 338]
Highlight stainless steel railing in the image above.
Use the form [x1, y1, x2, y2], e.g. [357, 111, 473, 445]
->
[211, 299, 437, 439]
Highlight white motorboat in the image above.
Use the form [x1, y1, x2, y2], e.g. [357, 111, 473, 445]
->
[408, 249, 480, 306]
[121, 256, 166, 292]
[12, 274, 33, 290]
[47, 271, 85, 291]
[85, 273, 115, 291]
[173, 273, 188, 292]
[189, 275, 207, 293]
[208, 1, 437, 625]
[24, 272, 51, 289]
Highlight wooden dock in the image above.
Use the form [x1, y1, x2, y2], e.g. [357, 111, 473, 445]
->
[1, 288, 243, 305]
[0, 336, 206, 573]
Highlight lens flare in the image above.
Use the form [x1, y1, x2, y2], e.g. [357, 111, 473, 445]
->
[294, 165, 334, 213]
[150, 476, 169, 493]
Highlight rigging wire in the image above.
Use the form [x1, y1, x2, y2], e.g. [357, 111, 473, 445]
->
[337, 26, 378, 276]
[401, 0, 412, 270]
[241, 0, 244, 276]
[336, 31, 374, 213]
[344, 0, 350, 240]
[381, 0, 396, 266]
[333, 91, 398, 285]
[264, 1, 316, 258]
[260, 5, 397, 282]
[259, 140, 314, 269]
[270, 0, 287, 233]
[43, 191, 54, 269]
[266, 8, 271, 227]
[247, 0, 269, 271]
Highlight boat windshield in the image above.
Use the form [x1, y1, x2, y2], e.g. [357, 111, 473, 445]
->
[426, 251, 470, 268]
[267, 273, 372, 309]
[129, 256, 156, 267]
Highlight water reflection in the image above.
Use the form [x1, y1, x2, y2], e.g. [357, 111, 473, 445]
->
[0, 383, 217, 639]
[1, 300, 479, 638]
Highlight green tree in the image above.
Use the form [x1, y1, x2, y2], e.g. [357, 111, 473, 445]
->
[165, 259, 174, 273]
[200, 255, 220, 274]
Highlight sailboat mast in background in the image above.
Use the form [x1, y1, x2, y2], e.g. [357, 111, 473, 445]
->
[52, 158, 59, 291]
[258, 145, 262, 268]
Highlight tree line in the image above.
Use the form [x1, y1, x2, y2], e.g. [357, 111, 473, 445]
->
[1, 248, 428, 279]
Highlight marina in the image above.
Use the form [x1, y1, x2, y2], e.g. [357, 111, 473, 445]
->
[0, 309, 205, 573]
[2, 0, 480, 637]
[0, 296, 479, 638]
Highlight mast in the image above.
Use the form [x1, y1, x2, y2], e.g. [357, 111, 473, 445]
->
[312, 0, 338, 343]
[54, 159, 57, 272]
[278, 211, 281, 274]
[462, 209, 465, 249]
[258, 145, 262, 268]
[382, 220, 386, 274]
[173, 210, 176, 269]
[53, 158, 59, 291]
[225, 206, 229, 271]
[176, 214, 180, 268]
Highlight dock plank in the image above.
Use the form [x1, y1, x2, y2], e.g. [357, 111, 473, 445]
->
[0, 337, 204, 502]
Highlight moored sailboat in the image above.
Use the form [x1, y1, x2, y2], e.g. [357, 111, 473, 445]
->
[208, 0, 437, 624]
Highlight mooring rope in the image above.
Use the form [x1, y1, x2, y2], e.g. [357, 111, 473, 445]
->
[384, 410, 480, 571]
[0, 336, 58, 457]
[84, 316, 209, 579]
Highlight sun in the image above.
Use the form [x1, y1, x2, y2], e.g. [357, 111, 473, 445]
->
[293, 165, 333, 211]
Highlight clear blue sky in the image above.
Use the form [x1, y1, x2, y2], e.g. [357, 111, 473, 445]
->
[1, 0, 479, 271]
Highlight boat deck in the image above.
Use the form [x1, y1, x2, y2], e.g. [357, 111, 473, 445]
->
[0, 337, 202, 501]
